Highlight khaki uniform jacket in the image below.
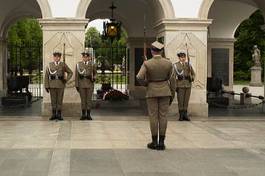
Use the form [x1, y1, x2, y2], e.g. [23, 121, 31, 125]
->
[44, 62, 73, 89]
[75, 61, 97, 88]
[136, 55, 176, 98]
[174, 61, 195, 88]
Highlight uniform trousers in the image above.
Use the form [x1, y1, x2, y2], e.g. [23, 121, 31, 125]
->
[176, 87, 191, 111]
[146, 97, 170, 136]
[79, 87, 93, 110]
[50, 88, 64, 110]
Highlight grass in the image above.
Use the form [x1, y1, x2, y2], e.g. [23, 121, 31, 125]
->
[95, 73, 127, 84]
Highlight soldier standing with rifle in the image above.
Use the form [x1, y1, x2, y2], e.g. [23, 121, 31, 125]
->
[75, 49, 97, 120]
[44, 50, 73, 121]
[137, 41, 176, 150]
[174, 49, 195, 121]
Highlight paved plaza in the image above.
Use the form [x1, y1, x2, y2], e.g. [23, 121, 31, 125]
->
[0, 85, 265, 176]
[0, 117, 265, 176]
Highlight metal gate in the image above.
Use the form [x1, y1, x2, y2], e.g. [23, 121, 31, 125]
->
[91, 44, 129, 99]
[7, 43, 43, 101]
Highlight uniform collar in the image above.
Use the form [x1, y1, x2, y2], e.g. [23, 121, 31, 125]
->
[179, 61, 186, 65]
[153, 55, 161, 59]
[83, 61, 90, 65]
[54, 61, 61, 65]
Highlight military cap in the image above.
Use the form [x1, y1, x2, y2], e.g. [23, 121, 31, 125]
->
[151, 41, 164, 52]
[81, 51, 90, 57]
[81, 47, 92, 57]
[177, 50, 186, 57]
[53, 51, 62, 57]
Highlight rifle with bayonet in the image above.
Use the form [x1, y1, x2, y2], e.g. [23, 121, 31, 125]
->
[143, 14, 147, 61]
[185, 43, 194, 82]
[62, 43, 67, 83]
[90, 48, 96, 83]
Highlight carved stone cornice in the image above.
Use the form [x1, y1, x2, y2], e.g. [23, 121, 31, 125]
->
[154, 19, 212, 34]
[39, 18, 89, 31]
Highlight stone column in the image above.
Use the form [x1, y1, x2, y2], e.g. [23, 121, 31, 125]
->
[0, 37, 8, 97]
[208, 38, 235, 90]
[39, 18, 88, 117]
[155, 19, 212, 118]
[261, 25, 265, 98]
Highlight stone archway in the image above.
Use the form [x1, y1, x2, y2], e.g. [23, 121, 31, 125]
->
[0, 0, 52, 38]
[199, 0, 265, 19]
[202, 0, 262, 90]
[36, 0, 52, 18]
[0, 0, 51, 110]
[76, 0, 175, 19]
[80, 0, 175, 101]
[198, 0, 214, 19]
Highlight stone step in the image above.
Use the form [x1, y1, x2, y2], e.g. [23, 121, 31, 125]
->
[93, 99, 143, 109]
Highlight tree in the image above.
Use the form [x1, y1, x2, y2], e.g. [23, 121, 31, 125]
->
[85, 26, 128, 65]
[234, 10, 265, 81]
[85, 27, 102, 48]
[8, 18, 42, 45]
[7, 18, 42, 73]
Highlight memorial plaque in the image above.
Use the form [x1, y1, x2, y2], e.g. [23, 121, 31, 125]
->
[212, 48, 229, 86]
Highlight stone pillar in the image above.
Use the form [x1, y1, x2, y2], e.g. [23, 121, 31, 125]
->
[127, 37, 155, 99]
[39, 18, 88, 117]
[155, 19, 212, 118]
[208, 38, 235, 90]
[250, 66, 263, 86]
[0, 37, 8, 97]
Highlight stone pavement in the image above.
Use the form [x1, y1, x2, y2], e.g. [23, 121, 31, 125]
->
[0, 119, 265, 176]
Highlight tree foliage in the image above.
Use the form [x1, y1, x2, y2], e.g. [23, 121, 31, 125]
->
[85, 26, 128, 66]
[7, 18, 43, 73]
[8, 18, 42, 45]
[234, 10, 265, 81]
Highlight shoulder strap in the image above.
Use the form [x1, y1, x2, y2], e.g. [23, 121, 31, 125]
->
[48, 62, 57, 75]
[174, 63, 184, 76]
[77, 62, 86, 75]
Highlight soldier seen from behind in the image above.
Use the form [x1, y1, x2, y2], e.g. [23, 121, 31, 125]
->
[137, 41, 176, 150]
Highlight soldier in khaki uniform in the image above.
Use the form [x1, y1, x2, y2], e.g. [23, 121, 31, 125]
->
[174, 51, 195, 121]
[137, 41, 176, 150]
[44, 51, 73, 121]
[75, 50, 96, 120]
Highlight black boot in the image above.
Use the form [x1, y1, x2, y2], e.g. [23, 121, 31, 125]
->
[57, 110, 64, 121]
[80, 110, 86, 120]
[49, 109, 57, 121]
[86, 110, 92, 120]
[157, 135, 166, 150]
[179, 110, 184, 121]
[147, 135, 158, 150]
[183, 110, 191, 121]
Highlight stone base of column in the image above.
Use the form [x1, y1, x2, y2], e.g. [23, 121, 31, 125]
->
[168, 102, 208, 119]
[250, 66, 263, 86]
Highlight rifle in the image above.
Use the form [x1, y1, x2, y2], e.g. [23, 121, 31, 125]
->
[63, 43, 67, 81]
[143, 14, 147, 61]
[89, 47, 96, 82]
[185, 43, 193, 82]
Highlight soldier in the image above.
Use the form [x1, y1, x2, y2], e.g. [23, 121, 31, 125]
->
[75, 49, 96, 120]
[174, 51, 195, 121]
[137, 41, 176, 150]
[44, 51, 73, 121]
